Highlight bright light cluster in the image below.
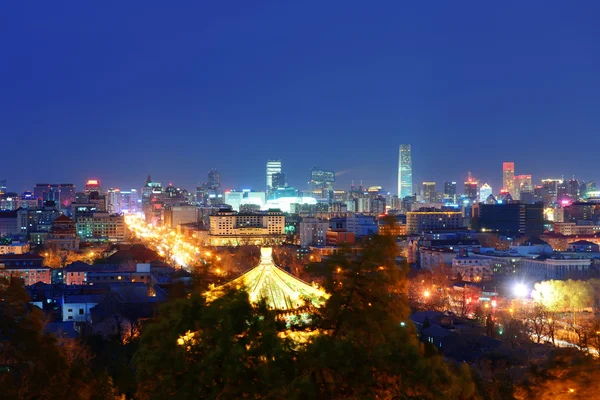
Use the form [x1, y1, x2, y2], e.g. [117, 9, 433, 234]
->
[125, 214, 205, 270]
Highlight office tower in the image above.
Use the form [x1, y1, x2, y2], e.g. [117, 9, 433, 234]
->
[266, 160, 282, 195]
[33, 183, 76, 209]
[309, 167, 335, 191]
[398, 144, 413, 199]
[565, 179, 580, 202]
[422, 182, 436, 203]
[272, 172, 286, 189]
[502, 162, 515, 195]
[479, 183, 492, 203]
[106, 188, 121, 214]
[541, 179, 561, 203]
[444, 181, 457, 203]
[84, 179, 102, 195]
[513, 174, 532, 201]
[207, 169, 221, 191]
[464, 175, 479, 201]
[142, 175, 162, 205]
[0, 180, 6, 195]
[472, 202, 543, 237]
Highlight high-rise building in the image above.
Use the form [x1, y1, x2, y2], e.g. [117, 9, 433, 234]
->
[106, 188, 121, 214]
[502, 162, 515, 196]
[0, 180, 6, 195]
[398, 144, 413, 199]
[444, 182, 457, 203]
[309, 167, 335, 195]
[266, 160, 282, 195]
[272, 172, 286, 189]
[464, 176, 479, 201]
[479, 183, 492, 203]
[33, 183, 76, 209]
[513, 175, 533, 201]
[207, 169, 220, 191]
[422, 182, 436, 203]
[541, 179, 561, 204]
[84, 179, 102, 195]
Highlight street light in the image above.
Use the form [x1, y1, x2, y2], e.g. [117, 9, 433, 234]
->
[513, 283, 529, 298]
[423, 290, 431, 298]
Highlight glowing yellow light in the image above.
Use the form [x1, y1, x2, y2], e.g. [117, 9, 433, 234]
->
[424, 290, 430, 298]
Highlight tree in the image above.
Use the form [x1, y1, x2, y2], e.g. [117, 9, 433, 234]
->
[295, 234, 478, 399]
[0, 278, 115, 400]
[515, 348, 600, 400]
[134, 290, 294, 400]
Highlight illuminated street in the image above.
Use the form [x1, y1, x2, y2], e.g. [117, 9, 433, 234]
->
[125, 214, 211, 270]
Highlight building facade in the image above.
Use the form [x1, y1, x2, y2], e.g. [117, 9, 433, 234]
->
[398, 144, 413, 199]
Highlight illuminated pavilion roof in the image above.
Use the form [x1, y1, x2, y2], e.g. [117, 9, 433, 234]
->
[208, 247, 328, 311]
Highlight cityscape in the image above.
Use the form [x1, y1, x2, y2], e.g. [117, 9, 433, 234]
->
[2, 2, 600, 400]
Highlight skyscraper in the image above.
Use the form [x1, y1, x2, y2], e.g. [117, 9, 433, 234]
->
[502, 162, 515, 196]
[444, 181, 457, 203]
[479, 183, 492, 203]
[309, 167, 335, 191]
[207, 169, 221, 191]
[513, 175, 533, 201]
[398, 144, 412, 199]
[266, 160, 282, 195]
[422, 182, 436, 203]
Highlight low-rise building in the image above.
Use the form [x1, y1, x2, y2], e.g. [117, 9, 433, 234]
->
[452, 256, 494, 282]
[76, 212, 126, 242]
[299, 217, 329, 247]
[0, 263, 51, 285]
[406, 209, 463, 234]
[0, 242, 30, 254]
[207, 208, 285, 246]
[520, 255, 592, 281]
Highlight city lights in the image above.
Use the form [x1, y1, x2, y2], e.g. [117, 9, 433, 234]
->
[513, 283, 529, 298]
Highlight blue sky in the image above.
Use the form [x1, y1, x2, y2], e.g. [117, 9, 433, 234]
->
[1, 1, 599, 194]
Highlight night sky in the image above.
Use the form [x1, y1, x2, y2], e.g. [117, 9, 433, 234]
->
[2, 1, 599, 194]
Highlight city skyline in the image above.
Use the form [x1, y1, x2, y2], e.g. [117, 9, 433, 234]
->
[2, 2, 600, 193]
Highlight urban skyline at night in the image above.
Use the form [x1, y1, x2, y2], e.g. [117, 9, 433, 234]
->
[2, 2, 600, 193]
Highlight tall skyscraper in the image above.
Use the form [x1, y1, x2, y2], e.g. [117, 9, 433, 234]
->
[502, 162, 515, 195]
[422, 182, 436, 203]
[309, 167, 335, 191]
[464, 175, 479, 201]
[266, 159, 282, 194]
[398, 144, 413, 199]
[106, 188, 121, 214]
[207, 169, 221, 191]
[513, 175, 533, 201]
[272, 172, 286, 189]
[444, 181, 457, 203]
[479, 183, 492, 203]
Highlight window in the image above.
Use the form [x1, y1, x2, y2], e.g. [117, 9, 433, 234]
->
[79, 309, 84, 315]
[68, 308, 73, 312]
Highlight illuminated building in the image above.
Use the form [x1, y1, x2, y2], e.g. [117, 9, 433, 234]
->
[309, 167, 335, 193]
[224, 191, 244, 212]
[299, 217, 329, 247]
[119, 189, 139, 213]
[84, 179, 102, 195]
[0, 180, 6, 195]
[271, 172, 286, 189]
[76, 212, 126, 242]
[46, 215, 79, 251]
[266, 160, 282, 197]
[370, 195, 386, 215]
[513, 175, 532, 201]
[479, 183, 492, 203]
[207, 169, 221, 192]
[406, 209, 463, 234]
[444, 182, 457, 203]
[541, 179, 561, 203]
[398, 144, 413, 199]
[0, 262, 51, 285]
[33, 183, 76, 209]
[502, 162, 515, 195]
[0, 242, 29, 254]
[472, 202, 543, 237]
[163, 205, 198, 229]
[563, 202, 599, 224]
[422, 182, 436, 203]
[207, 247, 327, 311]
[0, 211, 19, 236]
[463, 178, 478, 202]
[106, 188, 121, 214]
[208, 208, 285, 246]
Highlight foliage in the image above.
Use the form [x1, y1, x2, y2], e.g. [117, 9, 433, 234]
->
[41, 248, 101, 268]
[0, 278, 115, 400]
[134, 290, 294, 400]
[515, 348, 600, 400]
